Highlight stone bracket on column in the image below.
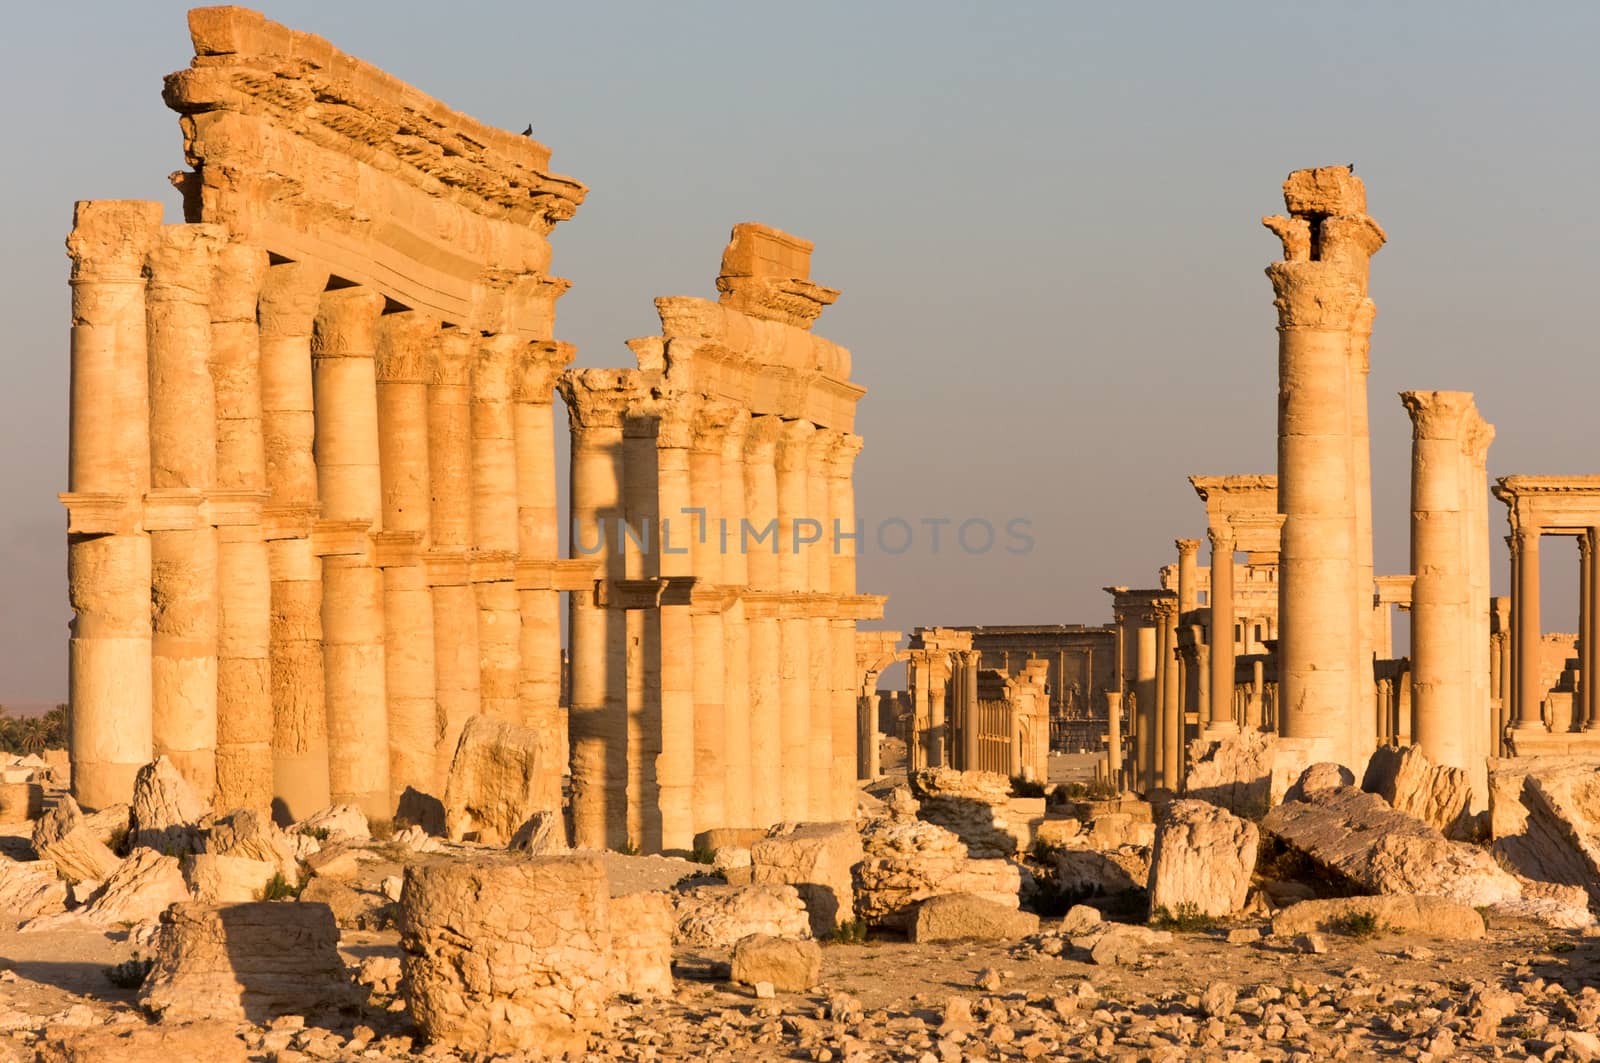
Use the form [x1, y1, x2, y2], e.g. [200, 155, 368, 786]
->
[311, 519, 375, 560]
[205, 490, 270, 527]
[260, 503, 321, 542]
[425, 549, 470, 588]
[594, 576, 698, 609]
[514, 558, 599, 592]
[59, 492, 141, 536]
[373, 530, 424, 569]
[142, 488, 207, 531]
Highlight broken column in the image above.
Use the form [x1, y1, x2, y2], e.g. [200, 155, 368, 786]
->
[1264, 165, 1386, 770]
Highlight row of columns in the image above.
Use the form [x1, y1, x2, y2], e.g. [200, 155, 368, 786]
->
[1506, 527, 1600, 735]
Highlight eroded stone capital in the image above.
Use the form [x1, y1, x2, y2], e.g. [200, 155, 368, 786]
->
[514, 341, 574, 404]
[558, 368, 639, 432]
[311, 286, 386, 357]
[1400, 390, 1478, 440]
[146, 223, 227, 305]
[429, 327, 476, 388]
[1206, 524, 1236, 552]
[375, 310, 441, 383]
[775, 419, 816, 472]
[67, 199, 165, 280]
[1175, 538, 1201, 557]
[210, 242, 270, 322]
[258, 260, 331, 338]
[743, 414, 784, 461]
[689, 398, 741, 453]
[471, 333, 524, 404]
[720, 408, 752, 460]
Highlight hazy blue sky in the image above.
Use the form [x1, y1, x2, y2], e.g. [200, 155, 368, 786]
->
[3, 2, 1598, 701]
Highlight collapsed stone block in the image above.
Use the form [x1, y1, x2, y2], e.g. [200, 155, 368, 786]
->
[0, 782, 44, 823]
[0, 858, 68, 918]
[79, 849, 189, 925]
[609, 891, 674, 997]
[1362, 745, 1474, 839]
[1147, 799, 1259, 919]
[908, 893, 1040, 943]
[853, 815, 1020, 929]
[1271, 895, 1485, 940]
[207, 807, 301, 881]
[1487, 756, 1600, 908]
[292, 804, 370, 843]
[399, 855, 612, 1055]
[129, 756, 206, 853]
[140, 901, 353, 1022]
[674, 883, 811, 948]
[730, 934, 821, 993]
[1184, 730, 1275, 818]
[31, 795, 121, 883]
[184, 853, 278, 904]
[442, 714, 554, 845]
[751, 821, 862, 937]
[910, 768, 1034, 858]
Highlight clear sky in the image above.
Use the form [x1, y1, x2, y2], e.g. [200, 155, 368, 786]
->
[3, 1, 1598, 701]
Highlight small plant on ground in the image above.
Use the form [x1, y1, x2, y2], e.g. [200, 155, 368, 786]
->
[688, 847, 717, 865]
[105, 953, 154, 989]
[258, 871, 303, 901]
[1549, 939, 1577, 954]
[1010, 776, 1047, 799]
[107, 823, 130, 857]
[299, 825, 331, 842]
[615, 842, 641, 857]
[368, 817, 396, 842]
[1150, 901, 1219, 932]
[831, 918, 869, 945]
[1328, 910, 1384, 938]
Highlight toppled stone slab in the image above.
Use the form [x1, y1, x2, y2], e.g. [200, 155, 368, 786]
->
[1185, 730, 1276, 819]
[609, 891, 674, 997]
[36, 1022, 250, 1063]
[730, 934, 821, 992]
[0, 858, 67, 918]
[184, 853, 278, 904]
[293, 804, 369, 843]
[129, 756, 206, 853]
[442, 714, 554, 845]
[854, 815, 1021, 929]
[140, 901, 353, 1022]
[674, 883, 811, 948]
[1362, 745, 1474, 839]
[909, 893, 1041, 943]
[78, 849, 189, 926]
[1147, 799, 1258, 919]
[399, 855, 612, 1055]
[911, 768, 1040, 858]
[1487, 757, 1600, 908]
[207, 807, 301, 881]
[751, 822, 862, 937]
[31, 796, 120, 883]
[1271, 895, 1486, 940]
[1264, 784, 1520, 907]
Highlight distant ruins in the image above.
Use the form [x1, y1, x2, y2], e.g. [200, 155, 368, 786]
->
[61, 6, 881, 851]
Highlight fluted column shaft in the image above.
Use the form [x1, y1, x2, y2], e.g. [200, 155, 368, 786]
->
[827, 433, 864, 819]
[259, 260, 331, 819]
[744, 416, 783, 825]
[376, 312, 439, 806]
[472, 335, 522, 721]
[1206, 526, 1237, 734]
[312, 286, 390, 818]
[1512, 527, 1544, 730]
[146, 224, 225, 801]
[653, 406, 695, 851]
[689, 405, 732, 832]
[775, 420, 814, 820]
[719, 412, 753, 826]
[64, 200, 162, 809]
[210, 243, 272, 810]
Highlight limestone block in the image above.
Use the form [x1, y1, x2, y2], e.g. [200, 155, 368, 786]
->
[81, 803, 132, 847]
[129, 756, 206, 853]
[1074, 924, 1173, 966]
[508, 809, 569, 854]
[0, 858, 68, 918]
[910, 768, 1027, 858]
[1263, 785, 1520, 907]
[140, 900, 353, 1023]
[442, 714, 553, 844]
[300, 876, 391, 930]
[36, 1023, 250, 1063]
[1054, 847, 1151, 897]
[78, 850, 189, 926]
[1487, 758, 1600, 908]
[609, 891, 674, 997]
[1147, 800, 1259, 920]
[673, 884, 811, 948]
[31, 796, 121, 883]
[908, 894, 1041, 943]
[1087, 812, 1156, 849]
[729, 934, 821, 993]
[1362, 745, 1474, 839]
[0, 782, 44, 823]
[1184, 730, 1275, 818]
[1283, 762, 1356, 803]
[751, 821, 862, 938]
[854, 816, 1021, 929]
[399, 855, 612, 1055]
[1032, 817, 1082, 849]
[207, 807, 300, 881]
[293, 803, 370, 842]
[1271, 895, 1485, 940]
[184, 853, 278, 904]
[1490, 880, 1595, 929]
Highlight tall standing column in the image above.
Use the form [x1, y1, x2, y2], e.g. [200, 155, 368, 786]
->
[1206, 525, 1237, 735]
[826, 433, 864, 819]
[1580, 535, 1592, 734]
[1104, 690, 1123, 784]
[744, 415, 784, 825]
[64, 200, 162, 810]
[653, 405, 695, 851]
[312, 286, 390, 818]
[376, 312, 439, 806]
[472, 335, 523, 722]
[805, 429, 835, 819]
[1265, 165, 1386, 771]
[774, 419, 814, 820]
[621, 406, 662, 850]
[689, 404, 732, 831]
[1512, 526, 1544, 731]
[1463, 410, 1494, 794]
[929, 664, 949, 768]
[720, 412, 753, 826]
[259, 260, 331, 819]
[1135, 621, 1157, 791]
[514, 342, 572, 804]
[210, 242, 272, 811]
[146, 223, 225, 801]
[1587, 532, 1600, 731]
[1176, 539, 1200, 615]
[426, 328, 480, 787]
[1157, 599, 1181, 788]
[560, 371, 635, 849]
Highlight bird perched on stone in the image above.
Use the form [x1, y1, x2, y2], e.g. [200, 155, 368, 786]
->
[521, 124, 534, 136]
[1347, 162, 1356, 173]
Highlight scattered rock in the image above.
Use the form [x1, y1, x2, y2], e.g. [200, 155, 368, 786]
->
[1283, 762, 1356, 803]
[730, 934, 821, 993]
[1293, 932, 1328, 954]
[0, 858, 67, 917]
[673, 883, 811, 948]
[36, 1022, 250, 1063]
[292, 804, 369, 844]
[1362, 745, 1474, 839]
[751, 821, 862, 937]
[128, 756, 205, 853]
[442, 714, 555, 845]
[854, 815, 1021, 929]
[30, 796, 120, 884]
[1201, 980, 1237, 1018]
[1058, 904, 1102, 936]
[507, 808, 568, 854]
[1272, 894, 1486, 939]
[909, 893, 1041, 943]
[1185, 730, 1275, 818]
[1086, 924, 1172, 966]
[910, 768, 1040, 858]
[207, 808, 301, 881]
[183, 853, 278, 903]
[1147, 799, 1259, 919]
[609, 891, 674, 997]
[78, 849, 188, 925]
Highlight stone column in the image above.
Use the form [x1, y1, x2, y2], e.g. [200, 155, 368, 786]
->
[64, 200, 162, 810]
[259, 260, 331, 819]
[1196, 643, 1212, 728]
[929, 664, 949, 768]
[866, 692, 884, 779]
[1135, 622, 1157, 791]
[426, 328, 480, 787]
[1462, 410, 1495, 793]
[774, 420, 814, 820]
[909, 654, 930, 772]
[312, 287, 390, 819]
[688, 404, 732, 832]
[1176, 539, 1200, 615]
[1587, 532, 1600, 731]
[1157, 599, 1181, 788]
[806, 430, 835, 819]
[827, 434, 864, 818]
[1265, 165, 1386, 771]
[719, 412, 753, 826]
[560, 371, 634, 849]
[961, 650, 982, 772]
[514, 342, 571, 804]
[146, 223, 225, 801]
[1403, 391, 1474, 774]
[1105, 690, 1123, 784]
[1247, 659, 1265, 729]
[210, 243, 273, 811]
[621, 407, 662, 850]
[1205, 525, 1237, 735]
[375, 312, 439, 807]
[653, 404, 696, 851]
[472, 335, 523, 722]
[1582, 533, 1595, 733]
[1512, 526, 1544, 730]
[744, 415, 783, 825]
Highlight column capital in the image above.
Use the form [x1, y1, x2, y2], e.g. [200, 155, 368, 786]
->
[259, 260, 331, 338]
[720, 408, 752, 460]
[1462, 411, 1495, 466]
[513, 340, 575, 404]
[775, 419, 816, 471]
[145, 223, 227, 303]
[1175, 538, 1201, 557]
[210, 242, 270, 322]
[1151, 597, 1178, 622]
[1206, 524, 1235, 552]
[67, 199, 164, 280]
[473, 333, 523, 403]
[744, 414, 784, 462]
[690, 398, 741, 453]
[1514, 525, 1542, 550]
[823, 433, 863, 477]
[558, 368, 639, 433]
[1400, 389, 1478, 440]
[375, 311, 441, 383]
[1262, 166, 1385, 330]
[311, 286, 386, 357]
[429, 327, 476, 387]
[1581, 533, 1594, 562]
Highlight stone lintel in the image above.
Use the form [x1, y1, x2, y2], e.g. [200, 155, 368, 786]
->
[205, 489, 270, 527]
[514, 557, 599, 592]
[142, 488, 207, 531]
[595, 576, 699, 610]
[1494, 475, 1600, 536]
[469, 550, 516, 584]
[424, 549, 471, 587]
[59, 492, 141, 536]
[1373, 574, 1415, 607]
[373, 530, 425, 568]
[260, 503, 321, 541]
[311, 519, 374, 558]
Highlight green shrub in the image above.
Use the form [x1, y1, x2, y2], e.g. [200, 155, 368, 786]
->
[688, 847, 717, 865]
[1328, 910, 1384, 938]
[1150, 902, 1219, 932]
[830, 919, 868, 945]
[258, 871, 302, 901]
[105, 953, 154, 989]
